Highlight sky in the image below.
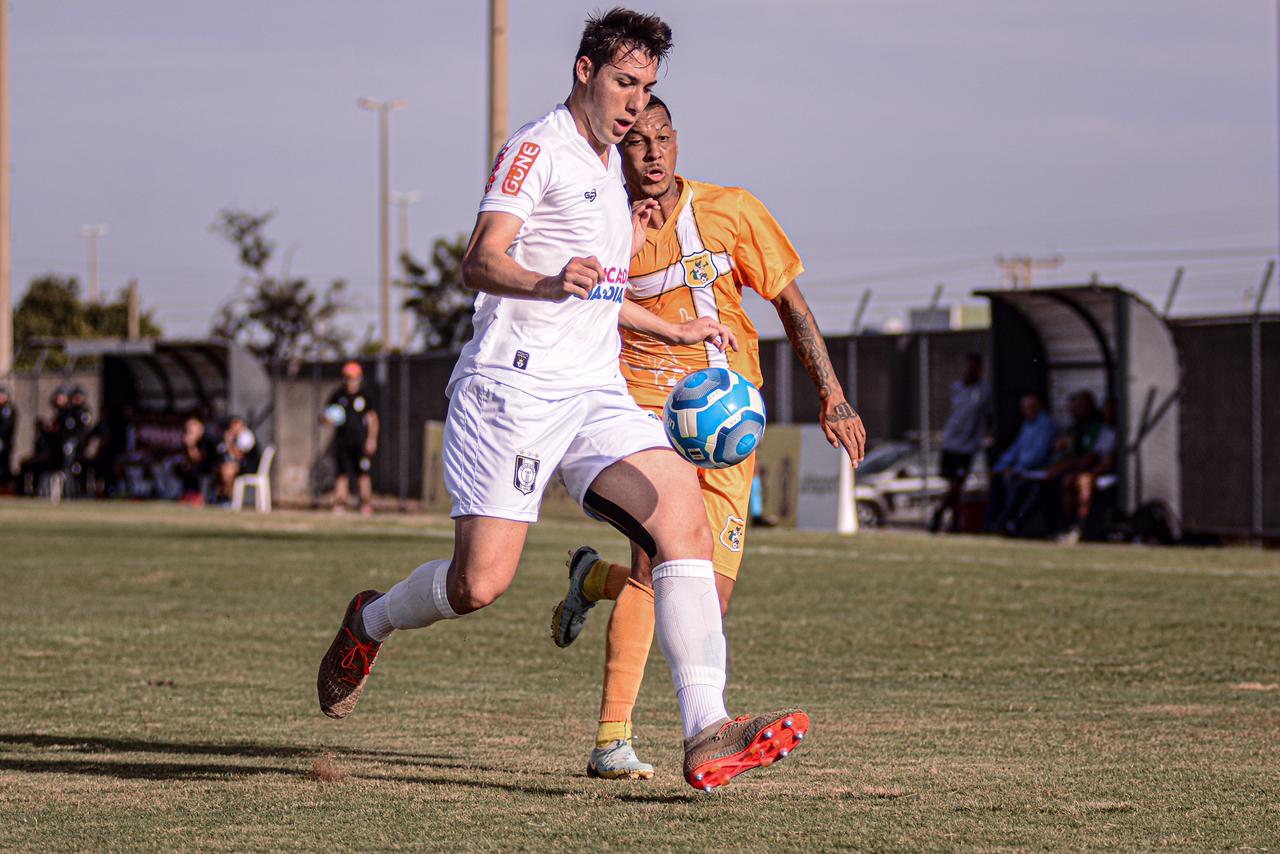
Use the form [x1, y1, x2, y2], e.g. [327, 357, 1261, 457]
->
[8, 0, 1279, 344]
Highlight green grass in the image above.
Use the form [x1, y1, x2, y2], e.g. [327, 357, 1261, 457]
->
[0, 501, 1277, 851]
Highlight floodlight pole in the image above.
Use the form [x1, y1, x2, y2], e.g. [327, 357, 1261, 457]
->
[358, 97, 407, 353]
[0, 0, 11, 380]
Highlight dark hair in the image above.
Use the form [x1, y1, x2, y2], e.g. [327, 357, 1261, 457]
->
[644, 93, 673, 124]
[574, 8, 673, 83]
[965, 352, 983, 366]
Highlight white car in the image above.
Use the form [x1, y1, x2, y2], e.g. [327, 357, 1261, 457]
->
[854, 442, 986, 528]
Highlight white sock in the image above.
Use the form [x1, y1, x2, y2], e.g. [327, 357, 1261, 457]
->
[361, 559, 457, 641]
[651, 558, 730, 740]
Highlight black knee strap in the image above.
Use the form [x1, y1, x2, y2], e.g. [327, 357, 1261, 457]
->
[583, 489, 657, 560]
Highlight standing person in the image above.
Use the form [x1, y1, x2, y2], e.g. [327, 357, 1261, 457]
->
[546, 95, 866, 780]
[316, 9, 810, 793]
[931, 353, 991, 534]
[0, 385, 15, 490]
[322, 361, 379, 516]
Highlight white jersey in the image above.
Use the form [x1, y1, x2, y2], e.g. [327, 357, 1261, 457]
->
[448, 105, 634, 400]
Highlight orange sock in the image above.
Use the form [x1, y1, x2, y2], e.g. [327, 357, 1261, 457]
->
[582, 560, 632, 603]
[598, 577, 655, 728]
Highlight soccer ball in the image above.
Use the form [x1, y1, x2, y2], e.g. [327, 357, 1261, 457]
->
[324, 404, 347, 427]
[663, 368, 766, 469]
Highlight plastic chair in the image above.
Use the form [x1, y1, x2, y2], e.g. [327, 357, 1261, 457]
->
[231, 445, 275, 513]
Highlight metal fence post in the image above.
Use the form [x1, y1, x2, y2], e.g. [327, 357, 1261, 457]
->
[1251, 261, 1274, 542]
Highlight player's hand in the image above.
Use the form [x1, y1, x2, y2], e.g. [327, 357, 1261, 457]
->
[364, 439, 377, 457]
[631, 199, 659, 257]
[821, 396, 866, 468]
[670, 317, 739, 352]
[537, 256, 603, 301]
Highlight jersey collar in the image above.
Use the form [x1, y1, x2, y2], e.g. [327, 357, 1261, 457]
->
[650, 175, 691, 241]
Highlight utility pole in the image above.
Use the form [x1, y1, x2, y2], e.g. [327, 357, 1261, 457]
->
[81, 225, 108, 303]
[488, 0, 509, 167]
[994, 254, 1063, 289]
[0, 0, 10, 379]
[357, 97, 406, 353]
[126, 279, 140, 340]
[391, 190, 420, 351]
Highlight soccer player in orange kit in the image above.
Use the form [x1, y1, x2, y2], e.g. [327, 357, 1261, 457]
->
[551, 95, 867, 779]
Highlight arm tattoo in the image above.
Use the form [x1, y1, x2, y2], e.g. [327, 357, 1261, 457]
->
[779, 301, 837, 401]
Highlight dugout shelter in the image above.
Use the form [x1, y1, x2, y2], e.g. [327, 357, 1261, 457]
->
[975, 283, 1182, 522]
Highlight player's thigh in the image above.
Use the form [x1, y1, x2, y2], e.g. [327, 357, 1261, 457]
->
[448, 514, 529, 612]
[588, 447, 712, 563]
[559, 389, 710, 562]
[699, 453, 755, 584]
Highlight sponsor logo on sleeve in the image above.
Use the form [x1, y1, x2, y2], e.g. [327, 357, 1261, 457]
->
[484, 143, 509, 194]
[514, 454, 540, 495]
[501, 141, 542, 196]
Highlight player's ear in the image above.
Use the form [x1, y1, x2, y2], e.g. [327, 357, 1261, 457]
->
[575, 56, 594, 87]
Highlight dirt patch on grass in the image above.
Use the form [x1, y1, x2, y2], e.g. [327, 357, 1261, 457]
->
[1130, 704, 1217, 717]
[132, 570, 176, 585]
[311, 752, 346, 783]
[1230, 682, 1279, 692]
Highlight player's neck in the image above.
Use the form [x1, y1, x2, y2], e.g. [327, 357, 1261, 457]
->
[563, 95, 610, 164]
[656, 177, 682, 224]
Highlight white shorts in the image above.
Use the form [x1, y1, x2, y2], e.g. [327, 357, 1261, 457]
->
[443, 375, 671, 522]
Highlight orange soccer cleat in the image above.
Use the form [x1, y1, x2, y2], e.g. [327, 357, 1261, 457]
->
[683, 710, 811, 793]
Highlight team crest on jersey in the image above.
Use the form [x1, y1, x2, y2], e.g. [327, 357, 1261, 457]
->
[681, 250, 717, 289]
[514, 454, 540, 495]
[720, 515, 745, 552]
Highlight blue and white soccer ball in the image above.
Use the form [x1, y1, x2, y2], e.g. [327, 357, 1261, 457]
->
[323, 403, 347, 427]
[663, 368, 766, 469]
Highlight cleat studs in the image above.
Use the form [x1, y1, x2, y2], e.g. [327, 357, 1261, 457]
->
[764, 729, 773, 740]
[795, 731, 805, 740]
[694, 772, 704, 782]
[783, 718, 794, 728]
[703, 784, 714, 793]
[779, 749, 789, 758]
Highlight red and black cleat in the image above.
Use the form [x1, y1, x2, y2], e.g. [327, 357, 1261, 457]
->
[317, 590, 384, 719]
[683, 710, 811, 793]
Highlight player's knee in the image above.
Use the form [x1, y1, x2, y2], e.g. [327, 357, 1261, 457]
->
[452, 577, 508, 614]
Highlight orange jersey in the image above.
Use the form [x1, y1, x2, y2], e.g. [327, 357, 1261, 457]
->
[621, 178, 803, 408]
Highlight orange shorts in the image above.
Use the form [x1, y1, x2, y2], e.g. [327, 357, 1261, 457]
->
[644, 404, 754, 580]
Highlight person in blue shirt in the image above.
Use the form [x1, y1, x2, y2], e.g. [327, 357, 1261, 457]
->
[988, 393, 1058, 535]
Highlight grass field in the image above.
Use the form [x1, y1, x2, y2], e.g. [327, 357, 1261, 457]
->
[0, 501, 1277, 851]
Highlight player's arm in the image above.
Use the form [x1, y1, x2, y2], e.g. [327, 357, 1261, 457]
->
[618, 299, 738, 352]
[461, 212, 604, 301]
[364, 410, 379, 456]
[771, 281, 866, 466]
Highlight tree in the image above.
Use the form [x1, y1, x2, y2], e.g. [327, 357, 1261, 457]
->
[13, 275, 162, 370]
[210, 209, 348, 367]
[400, 234, 475, 351]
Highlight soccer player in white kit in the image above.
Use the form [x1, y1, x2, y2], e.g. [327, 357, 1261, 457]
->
[317, 8, 810, 793]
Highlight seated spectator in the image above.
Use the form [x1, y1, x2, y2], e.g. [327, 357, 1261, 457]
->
[173, 416, 212, 504]
[987, 392, 1058, 536]
[212, 416, 260, 503]
[0, 384, 15, 492]
[1059, 397, 1119, 543]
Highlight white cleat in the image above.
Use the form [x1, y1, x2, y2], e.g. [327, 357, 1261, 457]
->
[587, 739, 655, 781]
[551, 546, 601, 648]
